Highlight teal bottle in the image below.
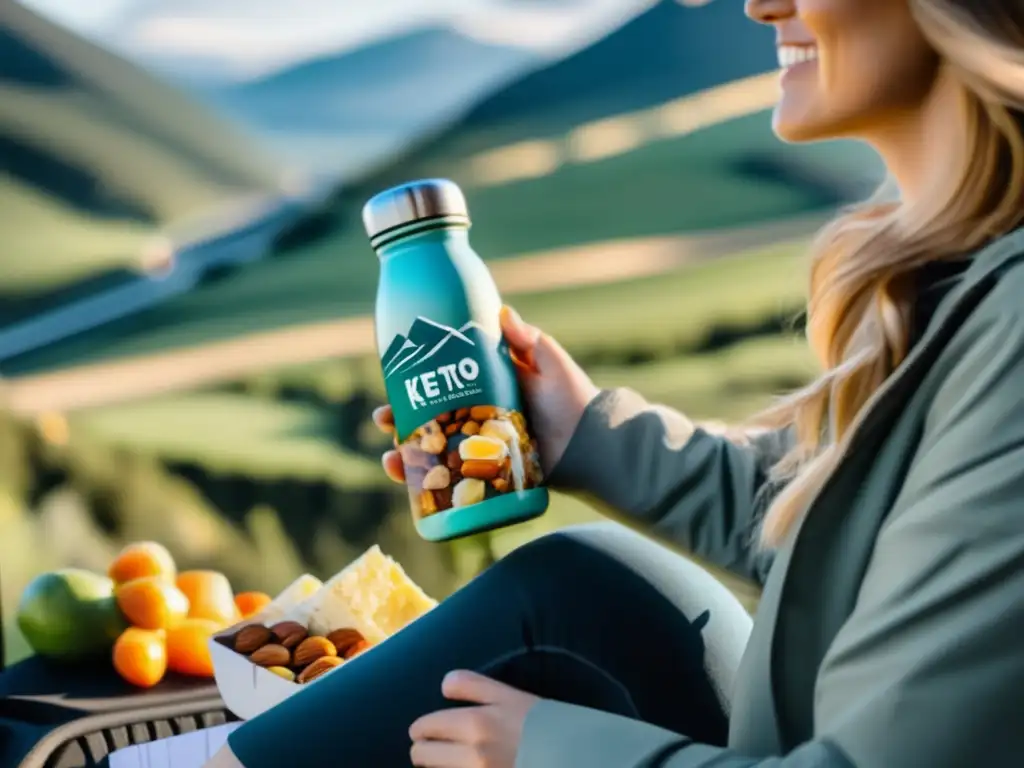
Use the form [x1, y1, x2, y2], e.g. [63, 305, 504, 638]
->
[363, 179, 549, 541]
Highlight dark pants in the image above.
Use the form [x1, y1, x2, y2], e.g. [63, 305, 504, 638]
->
[228, 523, 752, 767]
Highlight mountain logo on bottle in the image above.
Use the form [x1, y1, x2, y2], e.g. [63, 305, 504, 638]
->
[383, 317, 497, 411]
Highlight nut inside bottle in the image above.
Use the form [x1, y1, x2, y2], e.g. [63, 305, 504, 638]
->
[400, 405, 543, 519]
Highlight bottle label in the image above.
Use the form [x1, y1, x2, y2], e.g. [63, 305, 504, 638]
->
[381, 316, 543, 519]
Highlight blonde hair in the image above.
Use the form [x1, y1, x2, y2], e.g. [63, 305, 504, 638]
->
[757, 0, 1024, 546]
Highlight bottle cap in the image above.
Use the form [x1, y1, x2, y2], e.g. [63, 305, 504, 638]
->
[362, 179, 469, 242]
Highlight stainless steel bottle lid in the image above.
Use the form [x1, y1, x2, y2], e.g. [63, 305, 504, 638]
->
[362, 179, 470, 241]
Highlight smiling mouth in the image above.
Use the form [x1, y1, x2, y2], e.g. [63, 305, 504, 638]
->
[777, 45, 818, 70]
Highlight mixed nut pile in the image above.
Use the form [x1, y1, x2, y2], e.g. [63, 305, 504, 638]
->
[400, 405, 543, 518]
[220, 621, 371, 685]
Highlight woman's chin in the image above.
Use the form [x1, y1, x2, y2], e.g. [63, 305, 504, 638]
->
[771, 107, 831, 144]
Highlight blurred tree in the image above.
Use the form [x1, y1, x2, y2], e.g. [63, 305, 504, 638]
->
[245, 504, 306, 594]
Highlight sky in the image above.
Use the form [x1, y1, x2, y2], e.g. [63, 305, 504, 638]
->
[20, 0, 656, 79]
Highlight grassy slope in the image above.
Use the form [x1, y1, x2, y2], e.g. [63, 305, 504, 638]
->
[69, 392, 387, 488]
[9, 243, 810, 657]
[13, 232, 808, 376]
[513, 240, 807, 355]
[62, 330, 809, 616]
[68, 241, 813, 479]
[0, 2, 282, 293]
[2, 111, 820, 376]
[591, 335, 817, 421]
[453, 113, 832, 257]
[66, 336, 811, 494]
[1, 1, 282, 208]
[1, 1, 882, 333]
[0, 177, 151, 288]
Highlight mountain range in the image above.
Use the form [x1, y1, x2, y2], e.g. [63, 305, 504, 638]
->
[1, 0, 883, 379]
[450, 0, 777, 144]
[348, 0, 880, 232]
[197, 28, 538, 178]
[383, 319, 491, 378]
[190, 0, 779, 173]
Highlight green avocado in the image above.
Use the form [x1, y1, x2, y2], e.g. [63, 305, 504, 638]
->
[16, 569, 130, 661]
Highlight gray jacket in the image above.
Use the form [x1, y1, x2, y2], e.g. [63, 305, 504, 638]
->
[519, 227, 1024, 767]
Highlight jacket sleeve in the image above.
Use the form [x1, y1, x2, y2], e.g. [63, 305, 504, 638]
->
[520, 310, 1024, 768]
[548, 388, 791, 583]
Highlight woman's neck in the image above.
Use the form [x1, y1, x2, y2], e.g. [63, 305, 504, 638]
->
[866, 70, 965, 208]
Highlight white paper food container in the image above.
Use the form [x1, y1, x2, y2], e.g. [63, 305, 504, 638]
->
[210, 620, 379, 720]
[209, 616, 303, 720]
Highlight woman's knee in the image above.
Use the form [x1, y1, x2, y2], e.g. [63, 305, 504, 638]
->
[486, 523, 684, 606]
[554, 523, 752, 620]
[485, 526, 604, 586]
[495, 522, 753, 712]
[500, 522, 703, 591]
[499, 522, 637, 563]
[487, 521, 752, 628]
[493, 522, 680, 588]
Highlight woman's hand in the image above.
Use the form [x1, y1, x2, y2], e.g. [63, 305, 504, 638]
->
[409, 670, 539, 768]
[373, 305, 599, 481]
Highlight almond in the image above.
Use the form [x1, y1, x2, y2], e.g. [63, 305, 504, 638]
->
[446, 451, 463, 472]
[297, 655, 344, 684]
[325, 628, 365, 656]
[343, 639, 371, 660]
[269, 620, 308, 649]
[233, 625, 274, 654]
[250, 643, 291, 668]
[293, 636, 336, 668]
[469, 405, 499, 421]
[460, 459, 501, 480]
[433, 487, 454, 510]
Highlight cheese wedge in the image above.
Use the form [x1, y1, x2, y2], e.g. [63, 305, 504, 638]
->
[286, 546, 437, 644]
[259, 574, 323, 624]
[326, 545, 438, 638]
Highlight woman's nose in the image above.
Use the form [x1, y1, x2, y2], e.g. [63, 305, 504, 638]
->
[744, 0, 795, 24]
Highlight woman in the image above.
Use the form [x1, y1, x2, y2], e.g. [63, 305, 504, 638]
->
[209, 0, 1024, 765]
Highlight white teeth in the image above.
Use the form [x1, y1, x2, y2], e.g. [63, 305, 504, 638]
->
[777, 45, 818, 70]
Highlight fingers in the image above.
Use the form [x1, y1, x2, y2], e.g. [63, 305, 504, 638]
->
[500, 305, 541, 370]
[410, 739, 477, 767]
[372, 405, 394, 434]
[382, 450, 406, 483]
[409, 707, 480, 743]
[442, 670, 516, 704]
[376, 408, 404, 483]
[531, 328, 576, 376]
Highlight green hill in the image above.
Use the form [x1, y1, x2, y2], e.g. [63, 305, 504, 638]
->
[1, 109, 836, 377]
[0, 2, 880, 380]
[439, 0, 776, 148]
[70, 391, 388, 488]
[0, 176, 151, 290]
[0, 1, 285, 295]
[61, 238, 812, 470]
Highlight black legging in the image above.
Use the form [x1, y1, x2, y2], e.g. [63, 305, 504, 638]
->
[227, 524, 751, 766]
